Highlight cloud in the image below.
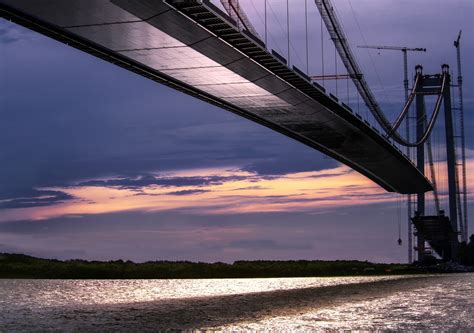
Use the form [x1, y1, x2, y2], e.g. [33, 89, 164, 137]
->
[0, 164, 401, 223]
[0, 23, 28, 44]
[0, 27, 20, 44]
[166, 189, 210, 196]
[0, 190, 75, 209]
[77, 174, 248, 190]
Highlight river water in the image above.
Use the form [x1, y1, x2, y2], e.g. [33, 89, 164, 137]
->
[0, 274, 472, 331]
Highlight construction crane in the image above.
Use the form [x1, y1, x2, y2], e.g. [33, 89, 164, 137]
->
[357, 44, 427, 264]
[357, 45, 426, 102]
[454, 31, 468, 243]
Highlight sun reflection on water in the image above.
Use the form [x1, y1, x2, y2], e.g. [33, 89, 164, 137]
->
[1, 274, 472, 331]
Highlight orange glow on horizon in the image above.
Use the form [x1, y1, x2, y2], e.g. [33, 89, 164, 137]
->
[1, 158, 473, 222]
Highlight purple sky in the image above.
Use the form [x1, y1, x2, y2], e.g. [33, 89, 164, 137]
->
[0, 0, 473, 263]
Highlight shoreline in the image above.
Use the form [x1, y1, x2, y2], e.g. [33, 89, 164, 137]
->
[2, 253, 470, 279]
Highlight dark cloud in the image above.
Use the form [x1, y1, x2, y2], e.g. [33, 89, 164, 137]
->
[77, 174, 247, 190]
[0, 22, 34, 44]
[230, 185, 269, 191]
[133, 189, 211, 196]
[308, 170, 352, 179]
[166, 189, 210, 196]
[0, 190, 74, 209]
[0, 27, 20, 44]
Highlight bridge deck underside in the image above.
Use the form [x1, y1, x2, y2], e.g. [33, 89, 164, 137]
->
[0, 0, 433, 194]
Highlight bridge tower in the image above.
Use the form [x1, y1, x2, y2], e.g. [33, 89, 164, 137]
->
[412, 65, 460, 262]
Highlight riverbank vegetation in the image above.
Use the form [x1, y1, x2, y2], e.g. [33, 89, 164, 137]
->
[0, 253, 432, 279]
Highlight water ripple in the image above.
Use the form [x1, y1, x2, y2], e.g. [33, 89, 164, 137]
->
[0, 274, 472, 331]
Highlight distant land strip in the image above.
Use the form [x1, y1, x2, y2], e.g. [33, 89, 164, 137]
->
[1, 253, 464, 279]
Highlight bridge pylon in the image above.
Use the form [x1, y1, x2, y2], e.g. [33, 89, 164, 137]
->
[412, 65, 461, 262]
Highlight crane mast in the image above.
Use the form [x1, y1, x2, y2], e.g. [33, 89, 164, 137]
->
[357, 44, 427, 263]
[454, 30, 468, 243]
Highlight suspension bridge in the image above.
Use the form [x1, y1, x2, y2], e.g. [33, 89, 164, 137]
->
[0, 0, 468, 263]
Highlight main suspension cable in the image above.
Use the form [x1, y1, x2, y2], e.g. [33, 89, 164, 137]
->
[424, 105, 441, 214]
[315, 0, 447, 148]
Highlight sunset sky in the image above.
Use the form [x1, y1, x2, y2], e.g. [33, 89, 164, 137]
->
[0, 0, 472, 263]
